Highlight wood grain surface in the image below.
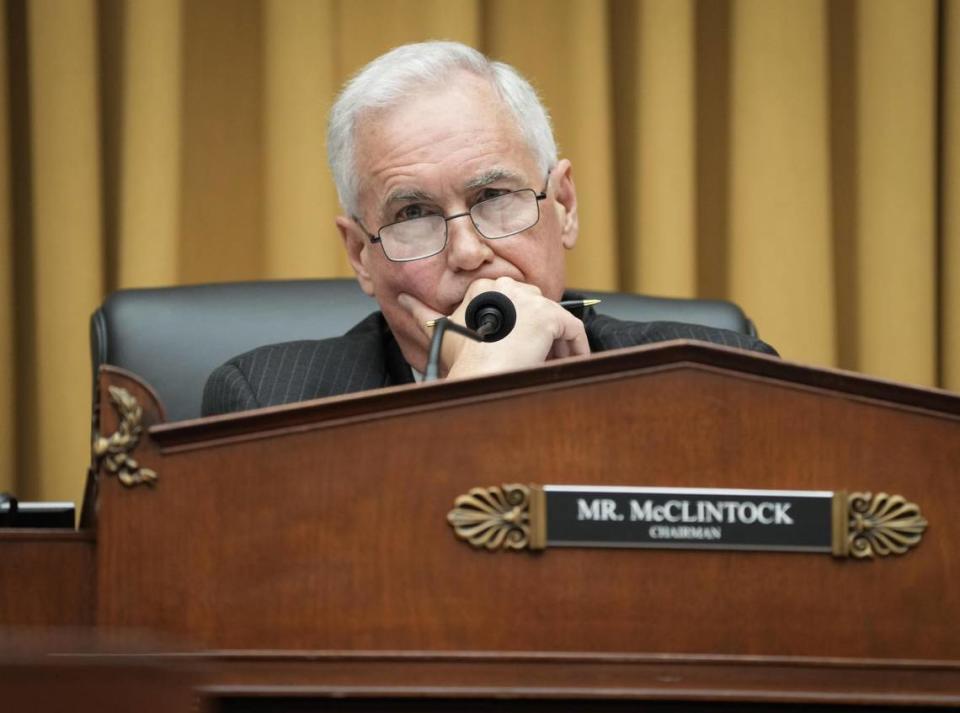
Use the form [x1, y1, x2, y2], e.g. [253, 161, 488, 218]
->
[92, 341, 960, 670]
[0, 653, 201, 713]
[0, 530, 94, 626]
[194, 650, 960, 706]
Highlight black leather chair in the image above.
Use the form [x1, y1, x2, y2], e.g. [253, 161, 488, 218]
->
[90, 278, 758, 422]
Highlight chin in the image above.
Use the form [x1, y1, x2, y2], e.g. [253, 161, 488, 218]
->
[397, 338, 429, 374]
[382, 310, 429, 371]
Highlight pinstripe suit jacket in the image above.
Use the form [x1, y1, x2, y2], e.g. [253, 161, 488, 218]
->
[201, 304, 777, 416]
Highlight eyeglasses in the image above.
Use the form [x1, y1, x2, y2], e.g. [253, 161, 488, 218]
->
[356, 181, 549, 262]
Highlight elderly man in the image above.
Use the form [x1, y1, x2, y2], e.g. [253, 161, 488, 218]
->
[202, 41, 775, 416]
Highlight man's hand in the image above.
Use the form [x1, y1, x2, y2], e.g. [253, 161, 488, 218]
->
[398, 277, 591, 379]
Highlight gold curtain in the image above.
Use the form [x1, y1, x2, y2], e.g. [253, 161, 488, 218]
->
[2, 0, 958, 506]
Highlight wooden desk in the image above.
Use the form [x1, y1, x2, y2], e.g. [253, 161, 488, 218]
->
[0, 529, 93, 626]
[4, 341, 960, 708]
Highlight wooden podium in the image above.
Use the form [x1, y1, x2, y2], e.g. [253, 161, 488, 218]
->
[5, 341, 960, 709]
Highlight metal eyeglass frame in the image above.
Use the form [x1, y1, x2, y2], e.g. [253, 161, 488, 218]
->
[353, 178, 550, 263]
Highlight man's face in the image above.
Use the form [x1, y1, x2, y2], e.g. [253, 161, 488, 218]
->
[336, 72, 579, 372]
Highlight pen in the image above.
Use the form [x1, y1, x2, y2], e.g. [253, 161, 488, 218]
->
[424, 298, 601, 327]
[559, 298, 601, 309]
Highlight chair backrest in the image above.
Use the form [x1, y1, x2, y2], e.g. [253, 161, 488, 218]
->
[90, 278, 757, 422]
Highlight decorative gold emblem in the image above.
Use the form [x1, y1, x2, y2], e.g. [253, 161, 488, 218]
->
[449, 486, 927, 559]
[844, 491, 927, 559]
[92, 386, 157, 487]
[447, 484, 545, 551]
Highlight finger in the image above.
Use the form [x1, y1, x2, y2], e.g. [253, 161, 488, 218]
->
[397, 293, 443, 335]
[551, 339, 571, 360]
[555, 309, 591, 357]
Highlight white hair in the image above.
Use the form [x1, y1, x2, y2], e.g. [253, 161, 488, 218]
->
[327, 41, 558, 216]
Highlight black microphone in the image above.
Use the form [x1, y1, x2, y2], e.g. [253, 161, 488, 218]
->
[465, 291, 517, 342]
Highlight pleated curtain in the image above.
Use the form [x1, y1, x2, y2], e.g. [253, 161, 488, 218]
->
[1, 0, 958, 507]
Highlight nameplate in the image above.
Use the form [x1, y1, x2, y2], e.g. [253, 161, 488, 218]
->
[547, 486, 831, 552]
[446, 484, 928, 560]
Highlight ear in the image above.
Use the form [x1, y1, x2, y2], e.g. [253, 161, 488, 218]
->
[337, 215, 376, 296]
[551, 159, 578, 250]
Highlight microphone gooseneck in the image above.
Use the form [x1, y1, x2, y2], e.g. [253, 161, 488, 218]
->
[465, 292, 517, 342]
[424, 292, 519, 380]
[424, 317, 484, 382]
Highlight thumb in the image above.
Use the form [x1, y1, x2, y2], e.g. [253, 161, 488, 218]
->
[397, 293, 443, 337]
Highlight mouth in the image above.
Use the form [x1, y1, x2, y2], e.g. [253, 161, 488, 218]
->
[438, 300, 461, 317]
[427, 291, 465, 318]
[425, 266, 528, 318]
[433, 279, 499, 316]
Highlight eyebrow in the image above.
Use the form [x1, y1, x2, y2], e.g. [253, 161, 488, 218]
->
[384, 188, 434, 206]
[463, 168, 523, 191]
[379, 168, 524, 218]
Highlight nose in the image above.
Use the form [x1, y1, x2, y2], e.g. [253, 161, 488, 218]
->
[445, 212, 493, 272]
